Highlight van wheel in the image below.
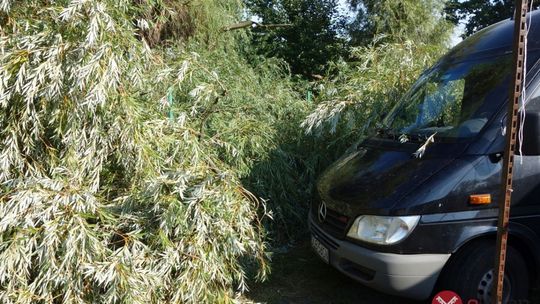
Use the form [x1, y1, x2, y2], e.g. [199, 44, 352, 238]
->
[436, 239, 529, 304]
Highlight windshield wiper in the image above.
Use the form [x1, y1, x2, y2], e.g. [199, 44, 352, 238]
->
[376, 127, 436, 144]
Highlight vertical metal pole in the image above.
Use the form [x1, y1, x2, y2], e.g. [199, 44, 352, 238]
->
[493, 1, 528, 303]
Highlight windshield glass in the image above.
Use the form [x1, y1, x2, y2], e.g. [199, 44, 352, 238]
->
[383, 53, 513, 140]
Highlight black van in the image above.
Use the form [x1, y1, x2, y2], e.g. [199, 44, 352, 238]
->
[310, 11, 540, 303]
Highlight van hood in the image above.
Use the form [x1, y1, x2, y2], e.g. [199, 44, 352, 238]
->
[317, 139, 463, 216]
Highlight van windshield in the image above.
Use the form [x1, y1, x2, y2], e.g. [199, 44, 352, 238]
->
[382, 53, 513, 140]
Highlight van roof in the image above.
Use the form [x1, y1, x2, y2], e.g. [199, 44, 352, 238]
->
[447, 9, 540, 60]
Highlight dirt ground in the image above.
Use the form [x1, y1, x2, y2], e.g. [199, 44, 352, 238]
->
[246, 241, 419, 304]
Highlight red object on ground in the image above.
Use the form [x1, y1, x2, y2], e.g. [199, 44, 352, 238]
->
[432, 290, 463, 304]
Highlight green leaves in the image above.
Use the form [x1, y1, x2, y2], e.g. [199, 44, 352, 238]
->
[0, 1, 293, 303]
[349, 0, 451, 45]
[245, 0, 348, 76]
[303, 0, 452, 146]
[445, 0, 540, 38]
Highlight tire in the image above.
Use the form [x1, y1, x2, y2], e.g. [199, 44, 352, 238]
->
[436, 239, 529, 304]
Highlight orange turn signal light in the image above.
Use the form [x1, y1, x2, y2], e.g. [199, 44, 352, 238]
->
[469, 194, 491, 205]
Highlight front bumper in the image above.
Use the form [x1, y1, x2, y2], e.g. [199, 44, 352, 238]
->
[309, 215, 450, 300]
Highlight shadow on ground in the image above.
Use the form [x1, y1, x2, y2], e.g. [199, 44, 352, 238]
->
[245, 240, 419, 304]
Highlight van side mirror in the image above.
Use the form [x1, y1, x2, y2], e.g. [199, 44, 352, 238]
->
[518, 111, 540, 155]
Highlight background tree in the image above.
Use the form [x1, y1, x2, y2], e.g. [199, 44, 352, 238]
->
[347, 0, 451, 45]
[445, 0, 540, 37]
[244, 0, 348, 76]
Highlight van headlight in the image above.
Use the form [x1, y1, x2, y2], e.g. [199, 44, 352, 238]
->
[346, 215, 420, 245]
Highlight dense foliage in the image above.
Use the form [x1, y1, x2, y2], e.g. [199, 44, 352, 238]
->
[348, 0, 452, 45]
[303, 0, 452, 145]
[445, 0, 540, 37]
[244, 0, 348, 76]
[0, 0, 314, 302]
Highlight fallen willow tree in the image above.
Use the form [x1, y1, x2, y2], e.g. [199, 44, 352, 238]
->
[0, 1, 313, 303]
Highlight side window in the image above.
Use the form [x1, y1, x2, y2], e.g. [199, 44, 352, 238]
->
[526, 77, 540, 108]
[525, 52, 540, 109]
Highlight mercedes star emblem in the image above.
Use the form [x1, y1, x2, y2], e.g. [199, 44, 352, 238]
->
[318, 201, 327, 222]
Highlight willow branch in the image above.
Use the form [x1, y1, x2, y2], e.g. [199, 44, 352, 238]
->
[222, 21, 293, 32]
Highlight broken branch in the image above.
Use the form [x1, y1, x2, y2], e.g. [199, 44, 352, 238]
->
[222, 21, 293, 32]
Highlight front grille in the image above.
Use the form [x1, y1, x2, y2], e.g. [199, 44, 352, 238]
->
[310, 221, 339, 250]
[311, 199, 351, 237]
[324, 208, 349, 234]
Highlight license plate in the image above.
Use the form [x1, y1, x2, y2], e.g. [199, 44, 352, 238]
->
[311, 236, 329, 264]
